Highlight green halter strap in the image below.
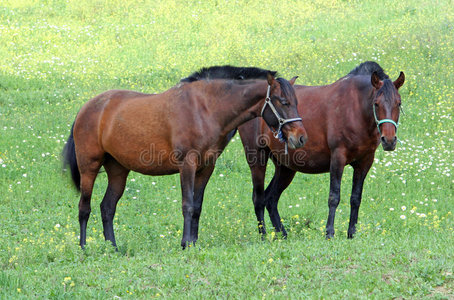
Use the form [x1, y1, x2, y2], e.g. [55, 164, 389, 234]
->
[372, 103, 399, 137]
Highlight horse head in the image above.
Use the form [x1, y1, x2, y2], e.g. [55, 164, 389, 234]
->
[371, 71, 405, 151]
[261, 73, 308, 149]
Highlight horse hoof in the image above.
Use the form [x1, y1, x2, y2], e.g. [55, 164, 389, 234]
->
[181, 241, 196, 250]
[347, 228, 356, 239]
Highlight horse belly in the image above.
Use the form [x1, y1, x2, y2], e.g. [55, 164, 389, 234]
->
[129, 149, 180, 176]
[281, 149, 331, 174]
[269, 135, 331, 174]
[101, 117, 180, 176]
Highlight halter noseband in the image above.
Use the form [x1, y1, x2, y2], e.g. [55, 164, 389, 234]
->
[372, 102, 399, 138]
[260, 85, 303, 154]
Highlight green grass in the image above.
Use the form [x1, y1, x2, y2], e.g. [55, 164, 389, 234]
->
[0, 0, 453, 298]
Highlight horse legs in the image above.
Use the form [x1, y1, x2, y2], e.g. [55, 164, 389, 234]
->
[265, 164, 296, 238]
[250, 164, 267, 236]
[190, 165, 215, 244]
[246, 145, 270, 237]
[238, 119, 270, 236]
[179, 154, 198, 249]
[325, 149, 347, 239]
[78, 161, 102, 249]
[347, 154, 374, 238]
[100, 157, 129, 248]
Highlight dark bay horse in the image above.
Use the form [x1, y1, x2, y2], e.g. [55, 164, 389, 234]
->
[63, 66, 307, 249]
[237, 62, 405, 239]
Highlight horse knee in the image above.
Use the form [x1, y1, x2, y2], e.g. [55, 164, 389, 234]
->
[350, 196, 361, 209]
[182, 205, 194, 216]
[328, 196, 340, 208]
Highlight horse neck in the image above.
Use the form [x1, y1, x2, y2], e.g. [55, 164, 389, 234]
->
[358, 82, 380, 135]
[213, 81, 268, 134]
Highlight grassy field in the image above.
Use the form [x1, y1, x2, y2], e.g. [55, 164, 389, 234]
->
[0, 0, 453, 298]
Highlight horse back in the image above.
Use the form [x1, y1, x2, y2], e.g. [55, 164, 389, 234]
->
[74, 90, 157, 145]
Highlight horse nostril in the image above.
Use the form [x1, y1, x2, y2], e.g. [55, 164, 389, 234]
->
[299, 135, 306, 145]
[381, 136, 386, 144]
[393, 136, 397, 143]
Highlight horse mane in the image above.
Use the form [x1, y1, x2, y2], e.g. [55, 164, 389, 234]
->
[348, 61, 389, 80]
[349, 61, 397, 103]
[180, 65, 278, 82]
[181, 65, 296, 101]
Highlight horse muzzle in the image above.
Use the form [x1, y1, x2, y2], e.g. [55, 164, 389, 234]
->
[381, 136, 397, 151]
[287, 132, 307, 149]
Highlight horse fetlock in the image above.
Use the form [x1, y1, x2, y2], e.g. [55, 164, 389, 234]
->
[257, 221, 267, 235]
[326, 227, 335, 239]
[347, 224, 356, 239]
[279, 226, 288, 237]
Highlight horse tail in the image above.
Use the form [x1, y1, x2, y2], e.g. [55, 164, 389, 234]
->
[62, 121, 80, 191]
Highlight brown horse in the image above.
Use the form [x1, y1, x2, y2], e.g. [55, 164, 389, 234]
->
[63, 66, 307, 249]
[237, 61, 405, 239]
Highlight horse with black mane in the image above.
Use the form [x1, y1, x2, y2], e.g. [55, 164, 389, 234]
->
[191, 62, 405, 239]
[236, 61, 405, 239]
[63, 66, 307, 249]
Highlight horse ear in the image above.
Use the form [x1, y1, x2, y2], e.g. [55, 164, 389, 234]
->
[289, 76, 298, 86]
[394, 72, 405, 90]
[371, 71, 382, 89]
[267, 71, 275, 86]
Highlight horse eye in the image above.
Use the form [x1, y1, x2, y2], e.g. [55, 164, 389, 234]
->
[280, 98, 289, 105]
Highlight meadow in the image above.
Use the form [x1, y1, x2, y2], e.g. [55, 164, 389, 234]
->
[0, 0, 453, 298]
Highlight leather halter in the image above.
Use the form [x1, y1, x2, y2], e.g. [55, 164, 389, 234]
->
[260, 85, 303, 154]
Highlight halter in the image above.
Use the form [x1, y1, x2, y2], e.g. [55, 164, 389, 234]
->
[372, 102, 399, 139]
[260, 85, 303, 154]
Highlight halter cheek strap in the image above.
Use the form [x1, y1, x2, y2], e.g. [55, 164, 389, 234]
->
[261, 85, 303, 154]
